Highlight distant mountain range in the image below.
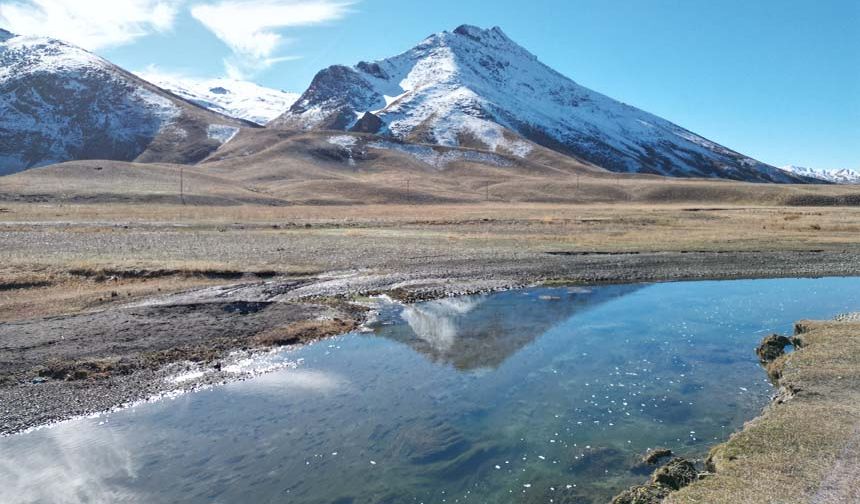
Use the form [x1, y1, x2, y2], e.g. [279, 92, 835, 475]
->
[780, 165, 860, 184]
[271, 25, 805, 184]
[0, 28, 252, 175]
[136, 73, 299, 125]
[0, 24, 815, 183]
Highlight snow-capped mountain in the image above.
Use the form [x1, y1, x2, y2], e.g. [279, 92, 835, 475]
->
[137, 73, 299, 125]
[272, 25, 805, 183]
[0, 30, 251, 175]
[780, 165, 860, 184]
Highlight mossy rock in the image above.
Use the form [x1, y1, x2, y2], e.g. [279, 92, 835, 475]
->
[642, 448, 673, 465]
[756, 334, 792, 363]
[611, 484, 668, 504]
[613, 457, 699, 503]
[651, 457, 698, 490]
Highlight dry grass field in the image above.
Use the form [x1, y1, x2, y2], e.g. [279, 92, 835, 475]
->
[3, 201, 860, 321]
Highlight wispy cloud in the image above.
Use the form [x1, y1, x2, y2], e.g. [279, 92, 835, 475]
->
[190, 0, 354, 78]
[0, 0, 179, 50]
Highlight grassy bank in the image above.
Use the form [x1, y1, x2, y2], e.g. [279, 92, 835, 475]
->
[668, 318, 860, 503]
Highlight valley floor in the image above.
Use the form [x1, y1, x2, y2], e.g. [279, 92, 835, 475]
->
[2, 202, 860, 500]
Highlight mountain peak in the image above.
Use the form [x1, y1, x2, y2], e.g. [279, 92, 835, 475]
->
[270, 25, 805, 183]
[780, 165, 860, 184]
[0, 31, 251, 175]
[137, 72, 300, 125]
[0, 28, 15, 42]
[447, 24, 522, 55]
[453, 24, 484, 36]
[452, 24, 509, 41]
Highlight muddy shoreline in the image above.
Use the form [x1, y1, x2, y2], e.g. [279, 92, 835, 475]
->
[3, 249, 860, 436]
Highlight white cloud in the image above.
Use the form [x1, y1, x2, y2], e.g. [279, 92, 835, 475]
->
[190, 0, 353, 78]
[0, 0, 180, 50]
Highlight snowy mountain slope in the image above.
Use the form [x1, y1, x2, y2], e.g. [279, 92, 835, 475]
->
[0, 30, 252, 176]
[136, 73, 299, 125]
[271, 25, 807, 184]
[780, 165, 860, 184]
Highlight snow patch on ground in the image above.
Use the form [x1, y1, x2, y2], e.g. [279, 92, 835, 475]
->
[207, 124, 240, 144]
[369, 141, 513, 169]
[327, 135, 359, 166]
[428, 113, 532, 157]
[327, 135, 358, 148]
[168, 369, 207, 384]
[133, 88, 181, 123]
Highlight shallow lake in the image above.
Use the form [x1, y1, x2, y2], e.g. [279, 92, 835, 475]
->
[3, 277, 860, 503]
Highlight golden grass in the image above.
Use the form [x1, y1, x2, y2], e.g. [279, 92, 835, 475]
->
[2, 203, 859, 250]
[3, 202, 860, 320]
[0, 272, 224, 322]
[0, 259, 320, 321]
[252, 318, 358, 347]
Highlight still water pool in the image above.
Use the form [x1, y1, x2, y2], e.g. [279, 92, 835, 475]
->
[3, 277, 860, 503]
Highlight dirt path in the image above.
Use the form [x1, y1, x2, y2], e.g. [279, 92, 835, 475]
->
[810, 424, 860, 504]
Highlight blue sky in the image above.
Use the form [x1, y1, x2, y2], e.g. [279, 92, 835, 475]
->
[1, 0, 857, 170]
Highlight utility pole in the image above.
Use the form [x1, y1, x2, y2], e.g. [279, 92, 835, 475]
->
[180, 166, 186, 206]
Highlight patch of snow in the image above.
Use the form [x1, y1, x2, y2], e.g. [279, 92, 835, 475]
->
[505, 139, 533, 158]
[133, 87, 181, 123]
[382, 92, 409, 108]
[780, 165, 860, 184]
[168, 369, 207, 384]
[327, 135, 358, 148]
[369, 140, 513, 169]
[136, 72, 299, 125]
[327, 135, 359, 166]
[0, 35, 104, 84]
[207, 124, 240, 144]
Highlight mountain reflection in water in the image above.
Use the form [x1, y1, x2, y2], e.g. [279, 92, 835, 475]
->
[378, 285, 644, 370]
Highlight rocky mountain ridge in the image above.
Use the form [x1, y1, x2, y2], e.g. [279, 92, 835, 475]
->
[271, 25, 807, 184]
